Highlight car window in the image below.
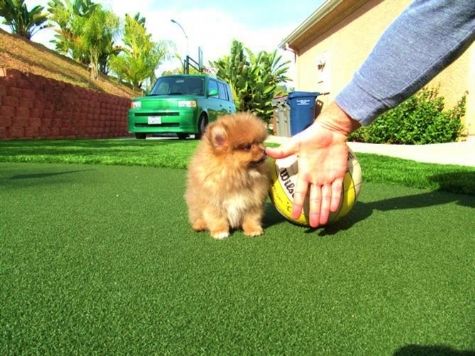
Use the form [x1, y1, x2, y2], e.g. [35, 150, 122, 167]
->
[149, 76, 204, 96]
[226, 85, 233, 102]
[218, 82, 228, 101]
[208, 79, 218, 97]
[154, 81, 170, 95]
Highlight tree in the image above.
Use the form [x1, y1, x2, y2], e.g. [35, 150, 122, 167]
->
[246, 49, 290, 121]
[0, 0, 48, 39]
[48, 0, 119, 79]
[211, 40, 290, 123]
[81, 6, 119, 79]
[109, 13, 169, 91]
[132, 12, 145, 27]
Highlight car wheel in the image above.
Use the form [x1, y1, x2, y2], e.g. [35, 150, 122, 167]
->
[196, 114, 208, 139]
[177, 133, 188, 140]
[135, 133, 146, 139]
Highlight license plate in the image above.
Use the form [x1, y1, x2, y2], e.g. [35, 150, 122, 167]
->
[148, 116, 162, 125]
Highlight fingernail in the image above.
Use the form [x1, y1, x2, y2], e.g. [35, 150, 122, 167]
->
[292, 207, 301, 219]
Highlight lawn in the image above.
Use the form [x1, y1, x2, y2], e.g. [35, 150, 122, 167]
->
[1, 139, 474, 354]
[1, 138, 474, 194]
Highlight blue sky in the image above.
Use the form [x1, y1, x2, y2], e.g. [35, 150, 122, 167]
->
[149, 0, 321, 29]
[18, 0, 324, 74]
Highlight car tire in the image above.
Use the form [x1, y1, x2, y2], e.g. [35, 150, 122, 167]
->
[177, 133, 189, 140]
[135, 133, 146, 139]
[196, 114, 208, 139]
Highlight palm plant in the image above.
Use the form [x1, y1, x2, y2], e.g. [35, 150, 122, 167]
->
[48, 0, 119, 79]
[109, 13, 169, 91]
[81, 7, 119, 79]
[0, 0, 49, 39]
[211, 40, 290, 123]
[247, 49, 290, 120]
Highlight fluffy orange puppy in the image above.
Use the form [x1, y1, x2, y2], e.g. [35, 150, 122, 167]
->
[185, 113, 269, 239]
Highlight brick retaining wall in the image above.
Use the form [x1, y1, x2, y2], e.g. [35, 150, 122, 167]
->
[0, 68, 131, 140]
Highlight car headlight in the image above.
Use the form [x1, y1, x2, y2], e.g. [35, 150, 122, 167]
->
[178, 100, 197, 108]
[131, 101, 141, 109]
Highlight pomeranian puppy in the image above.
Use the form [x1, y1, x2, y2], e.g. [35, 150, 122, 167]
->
[185, 113, 269, 239]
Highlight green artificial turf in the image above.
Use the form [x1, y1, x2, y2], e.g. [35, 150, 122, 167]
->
[1, 162, 474, 355]
[0, 138, 474, 195]
[0, 138, 198, 169]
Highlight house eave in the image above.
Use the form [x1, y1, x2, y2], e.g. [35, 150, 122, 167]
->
[279, 0, 343, 51]
[279, 0, 369, 52]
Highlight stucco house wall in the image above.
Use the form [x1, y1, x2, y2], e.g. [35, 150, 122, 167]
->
[281, 0, 474, 139]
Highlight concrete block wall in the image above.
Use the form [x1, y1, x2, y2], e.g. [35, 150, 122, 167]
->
[0, 68, 131, 140]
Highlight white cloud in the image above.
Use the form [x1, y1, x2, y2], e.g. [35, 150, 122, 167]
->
[145, 7, 296, 74]
[22, 0, 297, 82]
[101, 0, 155, 17]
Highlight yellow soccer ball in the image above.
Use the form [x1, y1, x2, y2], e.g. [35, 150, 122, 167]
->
[267, 148, 362, 226]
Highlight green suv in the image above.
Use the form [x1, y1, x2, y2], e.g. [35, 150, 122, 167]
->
[128, 74, 236, 139]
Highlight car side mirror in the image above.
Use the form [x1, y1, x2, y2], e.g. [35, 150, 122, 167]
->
[208, 88, 218, 97]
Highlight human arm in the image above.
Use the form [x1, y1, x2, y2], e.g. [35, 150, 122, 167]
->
[266, 0, 475, 228]
[336, 0, 475, 125]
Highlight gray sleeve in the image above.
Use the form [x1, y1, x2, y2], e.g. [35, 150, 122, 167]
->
[335, 0, 475, 126]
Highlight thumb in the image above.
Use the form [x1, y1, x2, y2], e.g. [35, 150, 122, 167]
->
[265, 140, 299, 159]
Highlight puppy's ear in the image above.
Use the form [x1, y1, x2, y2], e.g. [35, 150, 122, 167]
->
[208, 122, 229, 150]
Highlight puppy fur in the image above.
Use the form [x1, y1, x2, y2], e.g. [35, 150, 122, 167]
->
[185, 113, 269, 239]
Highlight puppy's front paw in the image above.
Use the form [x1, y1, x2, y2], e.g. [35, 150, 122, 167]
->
[211, 230, 230, 240]
[243, 225, 263, 237]
[192, 218, 207, 232]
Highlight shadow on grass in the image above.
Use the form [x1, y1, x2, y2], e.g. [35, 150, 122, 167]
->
[393, 344, 475, 356]
[9, 170, 91, 180]
[319, 192, 474, 236]
[264, 171, 475, 235]
[310, 172, 475, 236]
[429, 171, 475, 195]
[263, 202, 286, 228]
[0, 167, 95, 190]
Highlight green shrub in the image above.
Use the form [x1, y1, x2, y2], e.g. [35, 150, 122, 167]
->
[349, 87, 465, 144]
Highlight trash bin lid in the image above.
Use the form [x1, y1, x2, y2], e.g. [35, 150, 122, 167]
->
[288, 91, 319, 99]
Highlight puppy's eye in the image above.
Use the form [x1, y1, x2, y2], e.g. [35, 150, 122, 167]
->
[238, 144, 252, 151]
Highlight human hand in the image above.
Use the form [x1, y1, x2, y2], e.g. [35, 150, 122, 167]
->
[266, 102, 359, 228]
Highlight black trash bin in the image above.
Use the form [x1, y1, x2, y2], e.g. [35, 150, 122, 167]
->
[287, 91, 319, 135]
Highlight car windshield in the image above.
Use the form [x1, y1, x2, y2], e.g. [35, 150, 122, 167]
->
[149, 76, 205, 96]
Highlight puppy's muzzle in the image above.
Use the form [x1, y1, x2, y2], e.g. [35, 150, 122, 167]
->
[250, 152, 267, 167]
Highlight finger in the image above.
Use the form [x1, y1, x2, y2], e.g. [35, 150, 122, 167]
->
[291, 176, 309, 220]
[265, 140, 299, 159]
[330, 177, 344, 212]
[308, 184, 321, 228]
[319, 184, 332, 225]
